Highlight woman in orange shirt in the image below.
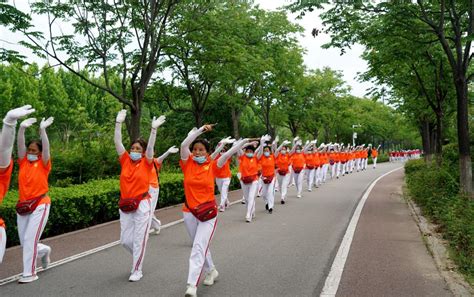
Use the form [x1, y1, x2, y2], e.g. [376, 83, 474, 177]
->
[274, 140, 291, 204]
[371, 145, 381, 169]
[148, 145, 179, 235]
[238, 135, 270, 222]
[212, 137, 236, 212]
[16, 115, 53, 283]
[290, 143, 306, 198]
[114, 110, 165, 282]
[304, 142, 317, 191]
[0, 106, 35, 265]
[258, 144, 277, 213]
[180, 125, 247, 297]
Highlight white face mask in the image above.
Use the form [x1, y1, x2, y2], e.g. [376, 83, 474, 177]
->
[281, 150, 287, 155]
[296, 149, 302, 153]
[264, 152, 270, 157]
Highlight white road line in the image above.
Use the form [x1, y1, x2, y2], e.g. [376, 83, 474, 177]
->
[320, 167, 403, 297]
[0, 198, 244, 286]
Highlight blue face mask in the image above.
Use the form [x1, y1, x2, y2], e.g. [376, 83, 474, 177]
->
[130, 152, 142, 161]
[281, 150, 287, 155]
[264, 152, 270, 157]
[246, 153, 254, 158]
[193, 155, 207, 164]
[27, 154, 38, 162]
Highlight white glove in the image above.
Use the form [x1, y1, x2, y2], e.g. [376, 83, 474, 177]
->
[220, 136, 236, 144]
[188, 127, 198, 136]
[261, 134, 271, 142]
[152, 115, 166, 129]
[274, 135, 279, 143]
[20, 118, 37, 128]
[292, 136, 300, 144]
[40, 117, 54, 129]
[167, 145, 179, 154]
[116, 109, 127, 123]
[305, 140, 310, 145]
[4, 105, 36, 125]
[282, 140, 291, 146]
[296, 140, 303, 146]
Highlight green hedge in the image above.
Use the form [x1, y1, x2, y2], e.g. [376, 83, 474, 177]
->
[1, 172, 242, 247]
[405, 159, 474, 284]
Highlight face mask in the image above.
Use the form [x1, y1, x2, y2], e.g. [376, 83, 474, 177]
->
[264, 152, 270, 157]
[193, 155, 207, 164]
[246, 153, 254, 158]
[281, 150, 287, 155]
[27, 154, 38, 162]
[296, 149, 302, 153]
[130, 152, 142, 161]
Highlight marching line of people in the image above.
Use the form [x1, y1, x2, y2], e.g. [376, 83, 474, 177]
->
[0, 106, 413, 297]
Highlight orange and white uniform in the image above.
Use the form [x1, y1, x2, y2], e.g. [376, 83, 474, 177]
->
[239, 154, 259, 221]
[119, 152, 153, 275]
[17, 156, 52, 278]
[371, 148, 379, 168]
[275, 152, 291, 201]
[213, 155, 232, 211]
[304, 152, 317, 191]
[0, 161, 13, 263]
[149, 159, 161, 231]
[258, 153, 276, 210]
[290, 151, 305, 197]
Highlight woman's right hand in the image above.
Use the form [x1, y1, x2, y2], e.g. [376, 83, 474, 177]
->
[116, 109, 127, 123]
[20, 118, 37, 129]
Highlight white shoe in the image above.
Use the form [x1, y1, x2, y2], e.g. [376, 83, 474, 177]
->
[203, 268, 219, 286]
[245, 216, 251, 223]
[241, 199, 246, 204]
[307, 188, 312, 192]
[185, 284, 197, 297]
[18, 275, 39, 283]
[297, 194, 301, 198]
[41, 246, 51, 269]
[218, 205, 225, 212]
[128, 271, 143, 282]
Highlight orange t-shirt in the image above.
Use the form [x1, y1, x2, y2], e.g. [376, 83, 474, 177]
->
[149, 159, 161, 189]
[329, 152, 336, 164]
[180, 156, 215, 212]
[0, 161, 13, 203]
[314, 153, 321, 167]
[18, 157, 51, 205]
[372, 149, 378, 157]
[239, 155, 259, 178]
[305, 153, 316, 168]
[291, 153, 305, 169]
[213, 154, 232, 178]
[119, 152, 152, 200]
[259, 155, 275, 177]
[275, 154, 290, 171]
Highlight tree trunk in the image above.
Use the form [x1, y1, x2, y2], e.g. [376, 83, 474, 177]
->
[435, 111, 443, 166]
[454, 78, 473, 195]
[420, 120, 433, 162]
[231, 107, 241, 139]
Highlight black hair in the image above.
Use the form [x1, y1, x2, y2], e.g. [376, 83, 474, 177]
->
[245, 146, 256, 152]
[131, 138, 148, 151]
[27, 140, 42, 152]
[192, 138, 210, 152]
[263, 145, 272, 151]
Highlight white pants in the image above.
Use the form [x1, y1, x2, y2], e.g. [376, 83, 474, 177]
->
[216, 177, 231, 208]
[183, 212, 217, 286]
[294, 171, 304, 196]
[330, 164, 336, 179]
[277, 173, 290, 201]
[257, 177, 263, 196]
[372, 157, 377, 168]
[0, 226, 6, 263]
[17, 203, 50, 277]
[306, 169, 315, 190]
[242, 181, 258, 219]
[322, 164, 329, 182]
[119, 198, 152, 273]
[315, 167, 322, 186]
[356, 158, 361, 171]
[261, 178, 275, 209]
[364, 158, 368, 170]
[149, 186, 161, 230]
[336, 162, 342, 178]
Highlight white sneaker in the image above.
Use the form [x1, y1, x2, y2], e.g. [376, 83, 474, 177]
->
[18, 275, 39, 283]
[297, 194, 302, 198]
[185, 284, 197, 297]
[245, 216, 251, 223]
[307, 188, 312, 192]
[241, 199, 246, 204]
[218, 205, 225, 212]
[203, 268, 219, 286]
[128, 271, 143, 282]
[41, 246, 51, 269]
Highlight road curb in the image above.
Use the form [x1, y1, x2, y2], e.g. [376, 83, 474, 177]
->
[404, 186, 473, 297]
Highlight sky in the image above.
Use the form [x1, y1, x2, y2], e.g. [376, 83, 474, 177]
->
[0, 0, 373, 98]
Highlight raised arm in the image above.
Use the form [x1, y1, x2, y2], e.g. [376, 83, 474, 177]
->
[217, 139, 249, 168]
[39, 117, 54, 165]
[271, 135, 279, 152]
[238, 141, 258, 157]
[256, 134, 271, 159]
[157, 145, 179, 164]
[114, 109, 127, 156]
[211, 136, 235, 160]
[180, 125, 212, 160]
[274, 140, 290, 157]
[146, 115, 166, 163]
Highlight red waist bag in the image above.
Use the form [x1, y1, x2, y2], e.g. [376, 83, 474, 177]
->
[119, 192, 150, 213]
[16, 194, 46, 215]
[185, 200, 217, 222]
[293, 167, 303, 174]
[278, 169, 288, 175]
[241, 175, 257, 184]
[262, 175, 274, 184]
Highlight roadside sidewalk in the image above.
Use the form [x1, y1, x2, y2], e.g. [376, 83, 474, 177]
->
[0, 189, 244, 280]
[336, 169, 453, 296]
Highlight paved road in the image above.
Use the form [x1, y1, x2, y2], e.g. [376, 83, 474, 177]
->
[1, 162, 448, 296]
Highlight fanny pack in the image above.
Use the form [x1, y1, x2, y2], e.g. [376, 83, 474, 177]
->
[241, 175, 257, 184]
[185, 200, 217, 222]
[119, 192, 150, 213]
[278, 169, 288, 175]
[329, 160, 335, 165]
[16, 194, 46, 215]
[262, 175, 274, 184]
[306, 165, 315, 170]
[293, 167, 303, 174]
